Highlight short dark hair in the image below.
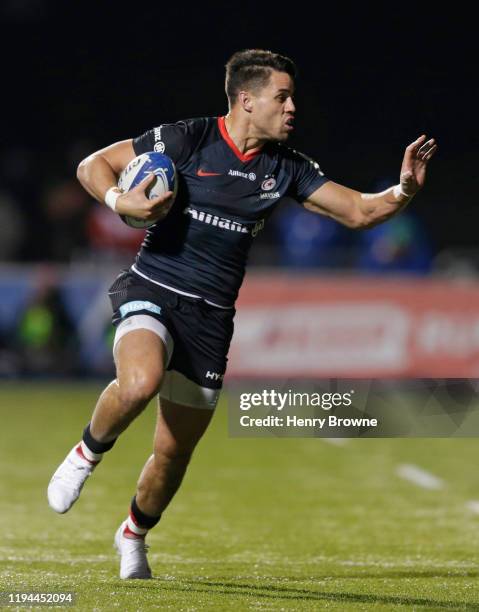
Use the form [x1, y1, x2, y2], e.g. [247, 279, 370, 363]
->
[225, 49, 297, 106]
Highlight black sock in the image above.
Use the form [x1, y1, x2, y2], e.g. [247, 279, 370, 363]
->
[82, 423, 117, 454]
[130, 495, 162, 530]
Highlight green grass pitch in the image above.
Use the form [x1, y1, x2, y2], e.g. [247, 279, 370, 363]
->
[0, 383, 478, 610]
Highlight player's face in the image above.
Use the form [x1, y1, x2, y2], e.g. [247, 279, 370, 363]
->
[249, 70, 296, 141]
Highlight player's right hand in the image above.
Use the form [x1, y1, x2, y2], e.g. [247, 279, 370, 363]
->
[399, 135, 437, 197]
[115, 174, 174, 220]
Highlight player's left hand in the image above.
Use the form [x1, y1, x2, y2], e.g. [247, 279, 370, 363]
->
[399, 135, 438, 197]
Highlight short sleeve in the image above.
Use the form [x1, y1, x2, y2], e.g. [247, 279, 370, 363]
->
[133, 122, 188, 166]
[287, 149, 329, 203]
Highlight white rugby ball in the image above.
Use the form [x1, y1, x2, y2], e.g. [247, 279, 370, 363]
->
[118, 151, 177, 228]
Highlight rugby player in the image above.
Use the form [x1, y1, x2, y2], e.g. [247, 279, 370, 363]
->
[47, 49, 437, 579]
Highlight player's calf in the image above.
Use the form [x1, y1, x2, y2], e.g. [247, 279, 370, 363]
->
[114, 446, 194, 580]
[138, 446, 193, 515]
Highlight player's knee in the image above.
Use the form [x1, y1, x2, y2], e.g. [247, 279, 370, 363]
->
[117, 369, 163, 409]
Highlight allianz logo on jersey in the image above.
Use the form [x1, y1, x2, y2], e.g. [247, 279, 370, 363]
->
[184, 206, 264, 237]
[228, 169, 256, 181]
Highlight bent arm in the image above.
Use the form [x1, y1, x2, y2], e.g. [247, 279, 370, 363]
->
[76, 139, 136, 203]
[76, 140, 173, 221]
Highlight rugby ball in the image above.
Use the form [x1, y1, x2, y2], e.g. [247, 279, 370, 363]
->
[118, 152, 177, 228]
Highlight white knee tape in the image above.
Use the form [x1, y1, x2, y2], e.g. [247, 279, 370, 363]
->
[113, 314, 174, 366]
[160, 369, 221, 410]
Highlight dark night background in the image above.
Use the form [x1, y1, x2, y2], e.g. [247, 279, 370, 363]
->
[1, 2, 476, 264]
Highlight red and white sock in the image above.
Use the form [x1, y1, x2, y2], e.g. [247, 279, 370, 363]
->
[124, 511, 148, 539]
[76, 441, 102, 464]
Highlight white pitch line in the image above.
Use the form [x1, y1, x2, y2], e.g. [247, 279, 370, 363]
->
[465, 500, 479, 514]
[322, 438, 349, 446]
[396, 463, 444, 490]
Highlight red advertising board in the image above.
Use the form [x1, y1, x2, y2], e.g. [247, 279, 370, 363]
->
[228, 275, 479, 378]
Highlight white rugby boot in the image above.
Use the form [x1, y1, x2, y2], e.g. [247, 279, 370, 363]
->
[114, 520, 152, 579]
[47, 444, 98, 513]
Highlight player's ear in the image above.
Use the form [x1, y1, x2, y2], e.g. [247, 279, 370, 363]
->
[238, 90, 253, 113]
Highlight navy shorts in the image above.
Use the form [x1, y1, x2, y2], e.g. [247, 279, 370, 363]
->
[108, 269, 235, 393]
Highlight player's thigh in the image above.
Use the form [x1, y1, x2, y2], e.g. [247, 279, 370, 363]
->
[154, 397, 214, 455]
[114, 328, 167, 396]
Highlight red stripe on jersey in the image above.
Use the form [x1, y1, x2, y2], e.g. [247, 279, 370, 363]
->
[217, 116, 263, 162]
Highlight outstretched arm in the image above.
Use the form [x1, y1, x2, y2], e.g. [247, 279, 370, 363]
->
[303, 135, 437, 229]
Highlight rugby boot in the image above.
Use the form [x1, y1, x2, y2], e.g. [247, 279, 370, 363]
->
[47, 444, 98, 513]
[114, 520, 152, 579]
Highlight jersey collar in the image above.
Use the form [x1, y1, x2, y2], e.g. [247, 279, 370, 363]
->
[217, 116, 263, 163]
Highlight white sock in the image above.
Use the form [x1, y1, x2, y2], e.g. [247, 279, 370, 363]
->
[80, 440, 103, 463]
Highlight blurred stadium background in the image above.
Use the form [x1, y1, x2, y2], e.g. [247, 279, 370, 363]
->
[1, 2, 478, 609]
[0, 4, 476, 380]
[0, 0, 479, 379]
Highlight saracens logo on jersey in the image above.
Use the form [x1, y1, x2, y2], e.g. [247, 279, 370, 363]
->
[261, 177, 276, 191]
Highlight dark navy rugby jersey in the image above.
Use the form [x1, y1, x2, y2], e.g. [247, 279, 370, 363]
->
[132, 116, 328, 306]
